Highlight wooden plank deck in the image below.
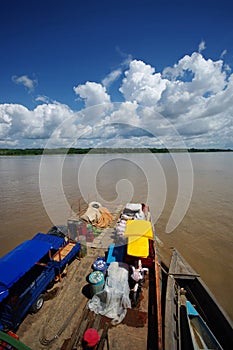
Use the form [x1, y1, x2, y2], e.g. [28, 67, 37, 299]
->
[17, 205, 160, 350]
[62, 273, 150, 350]
[53, 242, 76, 261]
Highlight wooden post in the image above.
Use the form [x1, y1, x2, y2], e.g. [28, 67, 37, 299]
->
[154, 241, 163, 350]
[78, 198, 81, 214]
[58, 248, 62, 262]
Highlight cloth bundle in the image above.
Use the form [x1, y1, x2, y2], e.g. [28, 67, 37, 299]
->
[88, 262, 131, 325]
[81, 202, 113, 228]
[115, 219, 126, 237]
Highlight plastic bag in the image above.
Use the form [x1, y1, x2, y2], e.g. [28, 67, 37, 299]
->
[87, 262, 131, 325]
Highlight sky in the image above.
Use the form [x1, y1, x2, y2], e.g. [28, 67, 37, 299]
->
[0, 0, 233, 149]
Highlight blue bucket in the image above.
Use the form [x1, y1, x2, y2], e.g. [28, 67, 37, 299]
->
[88, 271, 105, 295]
[93, 257, 107, 274]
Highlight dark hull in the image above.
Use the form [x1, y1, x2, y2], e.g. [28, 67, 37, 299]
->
[164, 249, 233, 349]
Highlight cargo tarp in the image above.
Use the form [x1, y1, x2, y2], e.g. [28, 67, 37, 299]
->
[127, 235, 149, 258]
[125, 220, 153, 258]
[124, 220, 154, 239]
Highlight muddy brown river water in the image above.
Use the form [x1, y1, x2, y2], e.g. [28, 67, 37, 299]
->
[0, 152, 233, 320]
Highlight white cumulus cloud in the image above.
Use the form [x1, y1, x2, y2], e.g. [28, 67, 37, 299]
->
[1, 48, 233, 149]
[119, 60, 168, 107]
[35, 95, 50, 103]
[12, 75, 37, 92]
[198, 40, 206, 53]
[102, 69, 122, 87]
[73, 81, 111, 107]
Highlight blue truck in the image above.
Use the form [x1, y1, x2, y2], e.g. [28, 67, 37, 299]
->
[0, 233, 80, 331]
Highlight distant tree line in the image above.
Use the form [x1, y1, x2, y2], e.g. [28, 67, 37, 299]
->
[0, 147, 232, 156]
[187, 148, 232, 152]
[0, 148, 91, 156]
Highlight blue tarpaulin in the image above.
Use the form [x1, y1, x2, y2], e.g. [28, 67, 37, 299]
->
[32, 233, 64, 250]
[0, 238, 54, 302]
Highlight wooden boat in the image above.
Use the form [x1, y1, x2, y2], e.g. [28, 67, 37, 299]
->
[10, 203, 163, 350]
[185, 300, 223, 349]
[60, 203, 163, 350]
[164, 248, 233, 349]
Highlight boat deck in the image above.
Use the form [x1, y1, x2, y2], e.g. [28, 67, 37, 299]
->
[16, 205, 159, 350]
[62, 274, 149, 350]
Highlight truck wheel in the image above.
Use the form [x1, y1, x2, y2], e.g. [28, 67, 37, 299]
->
[47, 280, 55, 289]
[31, 294, 44, 313]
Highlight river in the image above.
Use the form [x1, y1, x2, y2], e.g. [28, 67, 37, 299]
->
[0, 152, 232, 320]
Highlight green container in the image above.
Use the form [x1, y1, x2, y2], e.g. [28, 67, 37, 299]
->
[79, 235, 87, 257]
[88, 271, 105, 295]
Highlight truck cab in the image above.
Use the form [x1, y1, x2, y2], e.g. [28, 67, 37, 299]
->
[0, 233, 80, 331]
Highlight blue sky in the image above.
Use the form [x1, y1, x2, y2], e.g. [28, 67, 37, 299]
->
[0, 0, 233, 149]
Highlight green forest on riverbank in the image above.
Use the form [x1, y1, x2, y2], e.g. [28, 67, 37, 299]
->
[0, 148, 232, 156]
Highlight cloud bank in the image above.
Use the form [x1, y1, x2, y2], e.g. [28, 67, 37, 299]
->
[1, 49, 233, 149]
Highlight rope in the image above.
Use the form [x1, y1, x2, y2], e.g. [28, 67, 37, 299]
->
[40, 301, 85, 346]
[39, 258, 83, 346]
